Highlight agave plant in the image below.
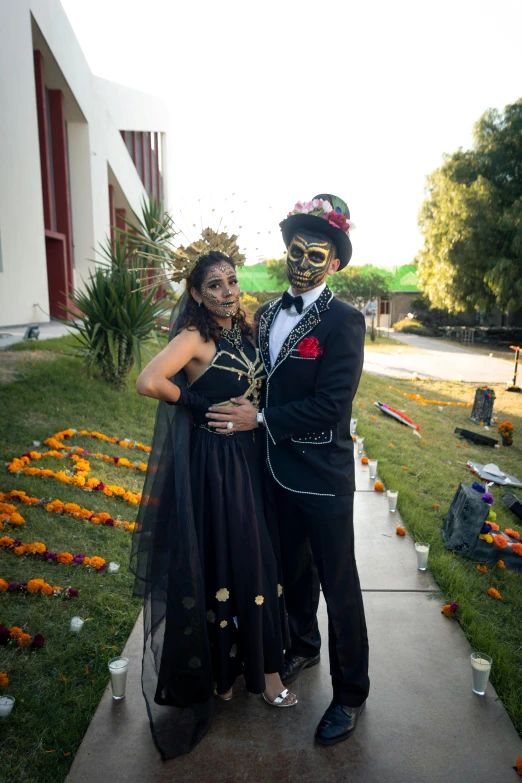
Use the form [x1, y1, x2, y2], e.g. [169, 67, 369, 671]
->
[66, 236, 169, 390]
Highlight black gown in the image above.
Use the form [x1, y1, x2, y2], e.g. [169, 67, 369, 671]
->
[131, 323, 289, 760]
[188, 329, 288, 695]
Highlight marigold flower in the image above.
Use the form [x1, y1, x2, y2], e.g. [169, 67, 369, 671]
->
[396, 526, 406, 536]
[14, 545, 27, 556]
[88, 556, 106, 570]
[489, 522, 499, 532]
[504, 528, 520, 540]
[0, 579, 8, 592]
[497, 560, 505, 569]
[492, 535, 508, 549]
[56, 552, 74, 565]
[0, 536, 15, 548]
[27, 579, 44, 593]
[512, 543, 522, 556]
[28, 542, 46, 555]
[17, 633, 31, 648]
[516, 757, 522, 776]
[487, 587, 502, 600]
[41, 583, 53, 596]
[374, 481, 385, 492]
[361, 456, 369, 465]
[10, 626, 24, 639]
[0, 671, 9, 687]
[476, 565, 487, 573]
[432, 503, 440, 509]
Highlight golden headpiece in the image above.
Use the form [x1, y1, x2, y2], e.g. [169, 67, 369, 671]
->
[134, 213, 247, 290]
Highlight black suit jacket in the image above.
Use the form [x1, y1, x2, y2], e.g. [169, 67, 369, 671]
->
[257, 287, 365, 496]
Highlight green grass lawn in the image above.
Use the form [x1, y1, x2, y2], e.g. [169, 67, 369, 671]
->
[1, 336, 522, 783]
[0, 337, 159, 783]
[354, 374, 522, 735]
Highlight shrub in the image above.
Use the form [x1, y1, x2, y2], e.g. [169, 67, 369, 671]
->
[393, 318, 435, 336]
[66, 237, 169, 390]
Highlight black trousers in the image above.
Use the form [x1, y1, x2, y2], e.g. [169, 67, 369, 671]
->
[270, 480, 370, 707]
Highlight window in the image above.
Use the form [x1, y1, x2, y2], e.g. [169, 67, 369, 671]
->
[379, 298, 390, 315]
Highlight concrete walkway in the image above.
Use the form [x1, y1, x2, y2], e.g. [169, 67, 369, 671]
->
[364, 332, 513, 383]
[0, 320, 70, 349]
[66, 459, 522, 783]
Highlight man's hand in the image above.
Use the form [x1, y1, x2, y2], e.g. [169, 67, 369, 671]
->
[206, 397, 258, 432]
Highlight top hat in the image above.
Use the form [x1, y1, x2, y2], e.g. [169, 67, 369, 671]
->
[279, 193, 353, 269]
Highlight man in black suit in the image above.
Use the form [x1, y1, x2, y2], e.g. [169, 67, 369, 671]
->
[206, 194, 369, 745]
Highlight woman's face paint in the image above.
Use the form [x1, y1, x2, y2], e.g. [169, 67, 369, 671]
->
[199, 262, 240, 318]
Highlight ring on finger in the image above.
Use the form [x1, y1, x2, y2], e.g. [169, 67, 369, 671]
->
[226, 421, 233, 430]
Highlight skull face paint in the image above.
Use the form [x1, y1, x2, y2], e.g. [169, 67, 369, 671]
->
[200, 262, 240, 319]
[286, 231, 337, 292]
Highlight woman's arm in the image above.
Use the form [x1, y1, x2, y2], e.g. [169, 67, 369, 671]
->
[136, 329, 209, 402]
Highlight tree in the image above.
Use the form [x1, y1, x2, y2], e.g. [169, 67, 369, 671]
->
[330, 266, 389, 310]
[266, 256, 288, 288]
[417, 99, 522, 313]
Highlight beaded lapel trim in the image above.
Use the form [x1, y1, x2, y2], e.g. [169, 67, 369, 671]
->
[259, 287, 333, 377]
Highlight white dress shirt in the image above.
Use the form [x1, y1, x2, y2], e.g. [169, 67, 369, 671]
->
[269, 282, 327, 367]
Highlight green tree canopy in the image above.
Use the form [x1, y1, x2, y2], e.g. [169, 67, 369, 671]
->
[330, 266, 389, 309]
[266, 256, 288, 288]
[417, 99, 522, 313]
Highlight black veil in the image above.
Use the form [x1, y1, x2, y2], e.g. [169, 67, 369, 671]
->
[130, 292, 214, 760]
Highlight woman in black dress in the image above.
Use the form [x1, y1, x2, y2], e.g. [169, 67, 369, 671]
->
[132, 251, 295, 760]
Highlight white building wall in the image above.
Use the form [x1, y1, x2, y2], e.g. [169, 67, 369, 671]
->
[0, 0, 169, 327]
[0, 2, 49, 326]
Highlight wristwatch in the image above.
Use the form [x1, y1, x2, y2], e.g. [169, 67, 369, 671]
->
[256, 410, 265, 427]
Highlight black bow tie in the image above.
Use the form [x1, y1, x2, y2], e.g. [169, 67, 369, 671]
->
[281, 291, 304, 314]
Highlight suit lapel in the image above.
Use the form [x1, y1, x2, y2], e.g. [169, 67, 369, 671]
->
[270, 286, 334, 377]
[258, 297, 282, 373]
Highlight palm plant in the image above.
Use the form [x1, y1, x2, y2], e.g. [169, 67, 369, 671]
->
[66, 235, 169, 390]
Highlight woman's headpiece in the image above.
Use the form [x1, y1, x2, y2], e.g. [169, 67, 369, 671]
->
[134, 213, 247, 290]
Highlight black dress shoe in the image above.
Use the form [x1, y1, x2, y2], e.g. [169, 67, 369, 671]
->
[314, 700, 366, 746]
[281, 652, 320, 685]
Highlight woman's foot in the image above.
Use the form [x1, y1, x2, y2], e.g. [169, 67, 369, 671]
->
[214, 686, 233, 701]
[263, 671, 298, 707]
[262, 688, 298, 707]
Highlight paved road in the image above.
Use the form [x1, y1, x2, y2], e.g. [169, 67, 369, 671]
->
[364, 333, 513, 383]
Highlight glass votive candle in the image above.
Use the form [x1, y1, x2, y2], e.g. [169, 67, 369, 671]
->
[471, 652, 492, 696]
[0, 696, 15, 718]
[108, 656, 129, 700]
[356, 436, 365, 455]
[350, 418, 358, 436]
[368, 459, 378, 479]
[414, 542, 430, 571]
[387, 490, 398, 513]
[107, 562, 120, 574]
[70, 616, 84, 633]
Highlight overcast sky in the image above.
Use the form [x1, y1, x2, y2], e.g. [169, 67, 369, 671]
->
[61, 0, 522, 267]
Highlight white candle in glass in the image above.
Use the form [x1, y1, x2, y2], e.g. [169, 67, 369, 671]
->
[107, 562, 120, 574]
[471, 652, 492, 695]
[70, 616, 84, 633]
[108, 656, 129, 700]
[0, 696, 15, 717]
[356, 437, 365, 455]
[387, 490, 398, 512]
[368, 459, 378, 479]
[415, 542, 430, 571]
[350, 419, 358, 436]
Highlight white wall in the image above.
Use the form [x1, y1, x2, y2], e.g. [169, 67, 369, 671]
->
[0, 0, 49, 326]
[0, 0, 169, 327]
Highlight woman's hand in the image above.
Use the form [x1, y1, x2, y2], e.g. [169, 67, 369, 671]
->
[205, 398, 258, 432]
